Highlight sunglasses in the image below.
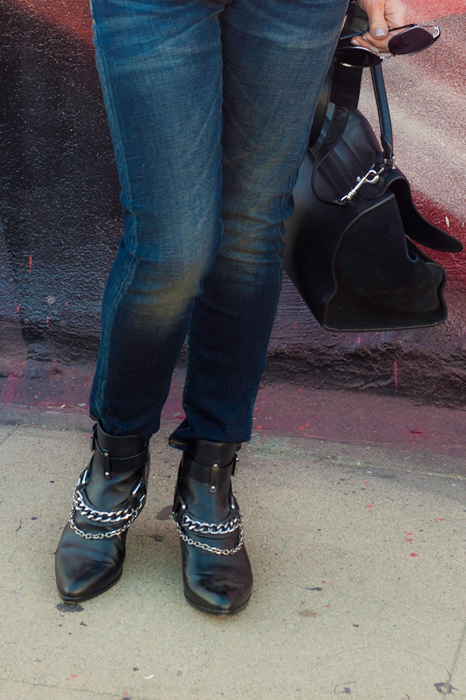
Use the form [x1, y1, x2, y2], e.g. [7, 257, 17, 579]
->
[336, 24, 440, 68]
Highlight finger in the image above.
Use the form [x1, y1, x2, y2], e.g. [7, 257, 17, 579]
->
[365, 1, 390, 40]
[352, 34, 389, 52]
[356, 0, 408, 40]
[353, 0, 408, 50]
[383, 0, 409, 30]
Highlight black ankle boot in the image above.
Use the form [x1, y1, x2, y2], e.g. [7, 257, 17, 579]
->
[172, 439, 253, 615]
[55, 422, 149, 603]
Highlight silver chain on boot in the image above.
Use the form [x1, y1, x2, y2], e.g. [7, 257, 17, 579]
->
[172, 494, 245, 556]
[69, 468, 146, 541]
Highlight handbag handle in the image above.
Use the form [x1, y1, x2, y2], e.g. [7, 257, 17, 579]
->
[309, 2, 394, 165]
[370, 64, 394, 164]
[309, 1, 365, 147]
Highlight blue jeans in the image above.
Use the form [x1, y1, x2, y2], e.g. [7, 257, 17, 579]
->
[88, 0, 347, 446]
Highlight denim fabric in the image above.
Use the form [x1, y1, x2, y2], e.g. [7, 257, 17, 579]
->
[88, 0, 348, 446]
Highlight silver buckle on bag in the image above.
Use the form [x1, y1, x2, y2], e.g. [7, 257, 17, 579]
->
[338, 164, 386, 205]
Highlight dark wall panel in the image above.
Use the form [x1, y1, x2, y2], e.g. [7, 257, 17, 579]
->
[1, 1, 465, 407]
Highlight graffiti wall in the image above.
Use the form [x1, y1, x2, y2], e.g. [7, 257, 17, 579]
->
[0, 0, 465, 406]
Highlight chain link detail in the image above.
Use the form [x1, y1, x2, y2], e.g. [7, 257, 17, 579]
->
[172, 513, 244, 556]
[68, 471, 146, 540]
[181, 512, 240, 535]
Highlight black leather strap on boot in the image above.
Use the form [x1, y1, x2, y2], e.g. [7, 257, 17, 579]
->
[172, 439, 253, 615]
[55, 423, 150, 603]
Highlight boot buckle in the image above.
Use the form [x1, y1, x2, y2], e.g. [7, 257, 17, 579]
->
[172, 493, 187, 517]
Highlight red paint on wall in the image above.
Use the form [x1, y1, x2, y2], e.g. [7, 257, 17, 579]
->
[0, 374, 18, 404]
[412, 192, 466, 289]
[10, 0, 93, 45]
[405, 0, 465, 22]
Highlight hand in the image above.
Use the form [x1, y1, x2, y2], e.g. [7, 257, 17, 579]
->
[354, 0, 408, 53]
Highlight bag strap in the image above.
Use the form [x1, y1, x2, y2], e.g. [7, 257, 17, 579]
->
[370, 63, 394, 164]
[309, 2, 394, 166]
[308, 72, 332, 148]
[309, 1, 367, 147]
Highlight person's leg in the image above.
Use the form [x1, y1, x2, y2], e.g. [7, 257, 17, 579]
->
[88, 0, 228, 444]
[56, 0, 229, 602]
[171, 0, 348, 448]
[170, 0, 348, 614]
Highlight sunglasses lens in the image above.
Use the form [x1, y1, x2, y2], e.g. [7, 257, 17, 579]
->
[335, 48, 381, 68]
[388, 27, 435, 55]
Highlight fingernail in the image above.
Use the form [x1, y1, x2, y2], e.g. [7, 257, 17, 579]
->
[374, 28, 386, 37]
[351, 38, 360, 45]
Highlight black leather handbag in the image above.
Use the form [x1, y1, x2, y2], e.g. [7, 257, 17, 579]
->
[283, 5, 462, 332]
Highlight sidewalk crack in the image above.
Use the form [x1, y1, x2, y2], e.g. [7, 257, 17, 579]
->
[446, 617, 466, 693]
[0, 424, 20, 447]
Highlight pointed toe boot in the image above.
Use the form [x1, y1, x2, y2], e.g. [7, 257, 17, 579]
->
[55, 423, 150, 603]
[172, 440, 253, 615]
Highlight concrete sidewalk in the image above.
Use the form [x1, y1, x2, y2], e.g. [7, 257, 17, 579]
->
[1, 410, 466, 699]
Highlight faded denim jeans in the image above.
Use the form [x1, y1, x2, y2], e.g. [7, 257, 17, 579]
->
[88, 0, 348, 446]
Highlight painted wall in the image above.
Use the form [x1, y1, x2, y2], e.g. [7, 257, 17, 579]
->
[1, 0, 465, 406]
